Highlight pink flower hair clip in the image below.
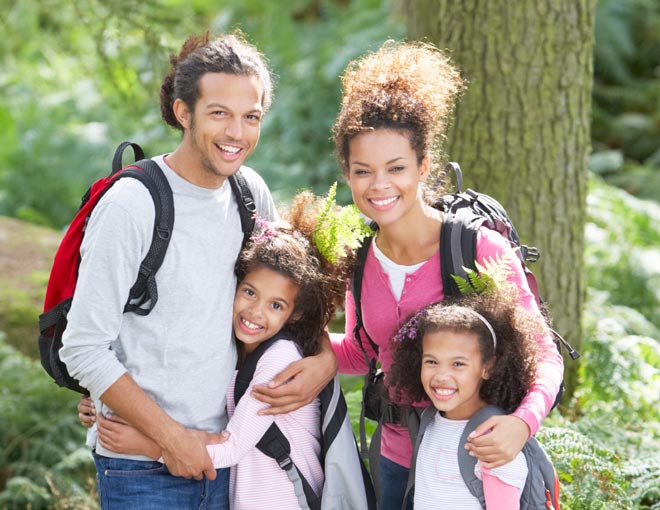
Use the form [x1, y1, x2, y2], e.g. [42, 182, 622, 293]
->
[250, 214, 279, 244]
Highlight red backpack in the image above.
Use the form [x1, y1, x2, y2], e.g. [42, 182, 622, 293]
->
[38, 141, 256, 393]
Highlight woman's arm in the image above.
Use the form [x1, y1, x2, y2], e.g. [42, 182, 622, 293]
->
[466, 228, 563, 468]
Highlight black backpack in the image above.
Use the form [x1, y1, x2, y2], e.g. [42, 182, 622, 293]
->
[38, 141, 257, 394]
[405, 405, 560, 510]
[234, 331, 377, 510]
[350, 162, 578, 493]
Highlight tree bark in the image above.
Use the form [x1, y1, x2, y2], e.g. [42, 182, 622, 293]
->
[403, 0, 596, 401]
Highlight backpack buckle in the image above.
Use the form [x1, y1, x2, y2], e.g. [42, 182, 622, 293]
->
[523, 245, 540, 263]
[276, 455, 293, 471]
[156, 226, 171, 241]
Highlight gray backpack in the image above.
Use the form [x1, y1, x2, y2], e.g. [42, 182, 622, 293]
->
[405, 405, 560, 510]
[234, 332, 377, 510]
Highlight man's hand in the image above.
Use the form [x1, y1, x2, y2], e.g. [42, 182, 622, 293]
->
[99, 373, 216, 480]
[464, 414, 530, 469]
[159, 424, 217, 480]
[251, 331, 337, 415]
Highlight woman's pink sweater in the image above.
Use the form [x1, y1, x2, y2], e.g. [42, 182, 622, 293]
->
[331, 227, 563, 468]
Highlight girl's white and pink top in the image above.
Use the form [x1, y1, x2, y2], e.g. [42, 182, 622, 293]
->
[331, 227, 564, 468]
[414, 413, 527, 510]
[206, 340, 323, 510]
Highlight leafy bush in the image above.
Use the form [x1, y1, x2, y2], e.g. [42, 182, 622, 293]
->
[0, 336, 97, 509]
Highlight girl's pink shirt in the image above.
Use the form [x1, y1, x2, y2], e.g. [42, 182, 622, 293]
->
[331, 227, 563, 467]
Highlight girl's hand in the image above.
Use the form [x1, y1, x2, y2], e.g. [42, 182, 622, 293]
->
[191, 429, 231, 445]
[97, 413, 162, 459]
[78, 396, 96, 428]
[464, 414, 530, 469]
[251, 332, 337, 415]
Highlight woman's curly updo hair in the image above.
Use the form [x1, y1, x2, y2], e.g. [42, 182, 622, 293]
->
[332, 40, 463, 191]
[387, 289, 541, 414]
[234, 192, 355, 358]
[160, 31, 273, 131]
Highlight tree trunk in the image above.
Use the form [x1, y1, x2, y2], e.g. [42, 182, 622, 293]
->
[403, 0, 596, 401]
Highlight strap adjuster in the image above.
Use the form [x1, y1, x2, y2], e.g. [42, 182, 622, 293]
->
[276, 455, 293, 470]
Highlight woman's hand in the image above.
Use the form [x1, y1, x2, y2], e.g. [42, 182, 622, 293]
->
[97, 413, 162, 459]
[251, 332, 337, 415]
[77, 395, 96, 428]
[464, 414, 530, 469]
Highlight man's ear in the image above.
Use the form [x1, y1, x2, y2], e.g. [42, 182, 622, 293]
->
[173, 98, 192, 130]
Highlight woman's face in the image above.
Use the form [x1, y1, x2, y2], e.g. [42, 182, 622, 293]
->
[345, 129, 428, 228]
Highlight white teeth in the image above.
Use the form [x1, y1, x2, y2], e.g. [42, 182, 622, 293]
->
[241, 318, 262, 330]
[218, 144, 240, 154]
[371, 196, 397, 206]
[434, 388, 455, 396]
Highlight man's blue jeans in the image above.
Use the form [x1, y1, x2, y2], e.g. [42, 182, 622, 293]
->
[93, 451, 229, 510]
[379, 455, 413, 510]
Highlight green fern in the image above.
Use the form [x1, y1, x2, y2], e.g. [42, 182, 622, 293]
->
[450, 255, 514, 296]
[313, 182, 374, 264]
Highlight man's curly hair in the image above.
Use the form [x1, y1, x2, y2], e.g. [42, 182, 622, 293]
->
[387, 290, 542, 414]
[160, 30, 273, 131]
[235, 192, 354, 359]
[332, 40, 463, 184]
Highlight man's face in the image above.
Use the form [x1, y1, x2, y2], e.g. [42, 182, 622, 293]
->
[183, 72, 264, 187]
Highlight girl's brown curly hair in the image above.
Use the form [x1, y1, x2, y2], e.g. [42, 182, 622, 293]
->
[332, 40, 463, 186]
[235, 192, 354, 359]
[387, 290, 542, 414]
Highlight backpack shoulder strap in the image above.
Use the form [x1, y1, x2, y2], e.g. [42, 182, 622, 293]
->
[234, 331, 321, 510]
[119, 159, 175, 316]
[256, 422, 322, 510]
[234, 331, 289, 405]
[519, 437, 561, 510]
[439, 207, 481, 300]
[351, 235, 380, 358]
[403, 406, 437, 503]
[228, 171, 257, 250]
[457, 405, 507, 508]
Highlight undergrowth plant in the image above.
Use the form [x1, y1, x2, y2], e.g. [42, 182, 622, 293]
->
[0, 336, 96, 510]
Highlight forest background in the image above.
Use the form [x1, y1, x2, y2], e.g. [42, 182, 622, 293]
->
[0, 0, 659, 508]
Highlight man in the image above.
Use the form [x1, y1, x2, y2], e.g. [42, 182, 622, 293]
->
[62, 32, 283, 509]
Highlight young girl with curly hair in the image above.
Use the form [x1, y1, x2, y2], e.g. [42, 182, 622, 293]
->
[388, 290, 541, 508]
[254, 40, 563, 510]
[93, 191, 367, 510]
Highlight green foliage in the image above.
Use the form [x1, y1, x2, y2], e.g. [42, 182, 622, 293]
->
[538, 425, 633, 509]
[585, 175, 660, 326]
[592, 0, 660, 201]
[593, 0, 660, 161]
[450, 256, 513, 296]
[0, 0, 403, 228]
[313, 182, 375, 263]
[0, 337, 96, 509]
